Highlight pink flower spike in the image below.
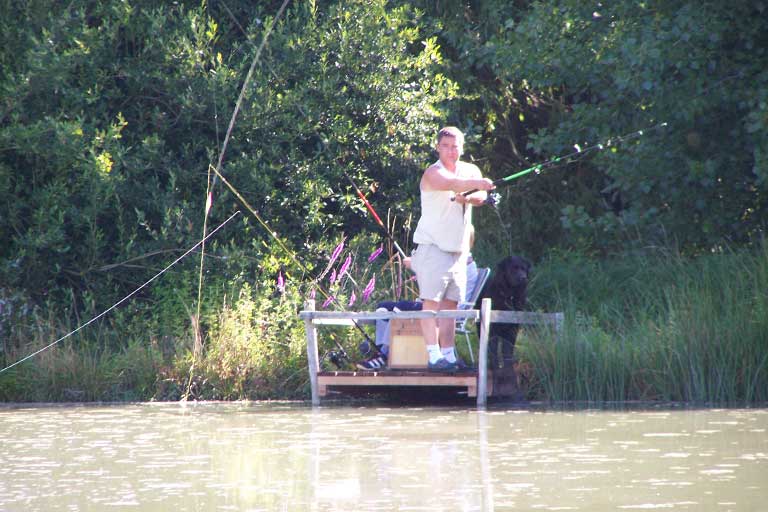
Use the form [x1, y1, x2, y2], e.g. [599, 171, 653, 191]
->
[368, 245, 384, 263]
[348, 290, 356, 307]
[276, 270, 285, 293]
[328, 239, 345, 267]
[329, 268, 337, 284]
[309, 288, 316, 300]
[322, 295, 335, 309]
[362, 275, 376, 302]
[317, 237, 346, 280]
[338, 254, 352, 278]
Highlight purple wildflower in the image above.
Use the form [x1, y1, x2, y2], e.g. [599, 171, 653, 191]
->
[338, 254, 352, 279]
[309, 288, 316, 300]
[318, 237, 346, 280]
[328, 239, 345, 267]
[362, 275, 376, 302]
[322, 295, 335, 309]
[329, 268, 337, 284]
[348, 290, 356, 307]
[276, 270, 285, 293]
[368, 245, 384, 263]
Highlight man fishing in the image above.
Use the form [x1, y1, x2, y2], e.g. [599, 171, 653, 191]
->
[409, 126, 495, 371]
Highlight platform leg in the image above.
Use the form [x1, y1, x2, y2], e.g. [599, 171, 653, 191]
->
[477, 298, 491, 407]
[304, 300, 320, 406]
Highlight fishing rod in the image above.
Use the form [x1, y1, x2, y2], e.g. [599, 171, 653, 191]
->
[454, 122, 668, 199]
[343, 171, 408, 259]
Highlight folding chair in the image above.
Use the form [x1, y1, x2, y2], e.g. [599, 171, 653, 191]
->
[456, 267, 491, 364]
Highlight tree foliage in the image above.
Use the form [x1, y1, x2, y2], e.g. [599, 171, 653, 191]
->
[0, 0, 452, 308]
[406, 0, 768, 258]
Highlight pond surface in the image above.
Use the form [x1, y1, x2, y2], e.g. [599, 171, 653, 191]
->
[1, 401, 766, 511]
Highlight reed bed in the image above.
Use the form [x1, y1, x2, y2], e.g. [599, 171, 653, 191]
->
[520, 244, 768, 403]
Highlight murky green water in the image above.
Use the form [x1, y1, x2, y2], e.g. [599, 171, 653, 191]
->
[0, 402, 765, 511]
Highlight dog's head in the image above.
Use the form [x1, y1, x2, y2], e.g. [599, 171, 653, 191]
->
[484, 255, 532, 310]
[496, 255, 531, 291]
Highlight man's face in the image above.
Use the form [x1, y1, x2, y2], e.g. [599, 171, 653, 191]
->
[436, 135, 462, 162]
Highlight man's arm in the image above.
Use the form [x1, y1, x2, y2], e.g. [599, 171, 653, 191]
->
[421, 164, 494, 194]
[449, 165, 491, 206]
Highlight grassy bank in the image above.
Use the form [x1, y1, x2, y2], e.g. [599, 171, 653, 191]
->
[1, 245, 766, 403]
[0, 281, 310, 402]
[518, 244, 768, 403]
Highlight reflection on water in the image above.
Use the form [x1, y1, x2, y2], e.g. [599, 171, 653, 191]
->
[0, 402, 766, 511]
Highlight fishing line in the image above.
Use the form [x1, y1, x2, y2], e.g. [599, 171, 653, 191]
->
[196, 0, 223, 327]
[199, 4, 399, 357]
[0, 211, 241, 376]
[218, 4, 408, 263]
[195, 0, 291, 308]
[486, 197, 514, 258]
[209, 0, 291, 190]
[208, 2, 345, 277]
[219, 0, 411, 274]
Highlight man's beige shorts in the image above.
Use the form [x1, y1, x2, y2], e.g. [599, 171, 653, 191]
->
[410, 243, 467, 303]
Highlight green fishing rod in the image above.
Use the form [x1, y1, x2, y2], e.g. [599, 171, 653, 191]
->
[454, 122, 668, 200]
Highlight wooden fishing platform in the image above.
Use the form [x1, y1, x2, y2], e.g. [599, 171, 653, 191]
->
[316, 368, 490, 398]
[299, 298, 563, 407]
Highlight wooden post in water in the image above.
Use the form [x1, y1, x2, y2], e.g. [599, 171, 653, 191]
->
[477, 298, 492, 407]
[303, 300, 320, 406]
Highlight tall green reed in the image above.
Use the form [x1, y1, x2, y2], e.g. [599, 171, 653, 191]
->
[0, 299, 164, 402]
[521, 244, 768, 403]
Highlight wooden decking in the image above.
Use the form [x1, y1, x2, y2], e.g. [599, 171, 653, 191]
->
[317, 369, 491, 398]
[299, 298, 563, 407]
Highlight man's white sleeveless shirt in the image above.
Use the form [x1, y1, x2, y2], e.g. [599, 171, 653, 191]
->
[413, 160, 479, 254]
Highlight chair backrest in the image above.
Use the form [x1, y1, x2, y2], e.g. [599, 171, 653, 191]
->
[459, 267, 491, 311]
[456, 267, 491, 363]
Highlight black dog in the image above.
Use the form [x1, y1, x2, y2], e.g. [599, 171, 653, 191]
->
[476, 255, 532, 368]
